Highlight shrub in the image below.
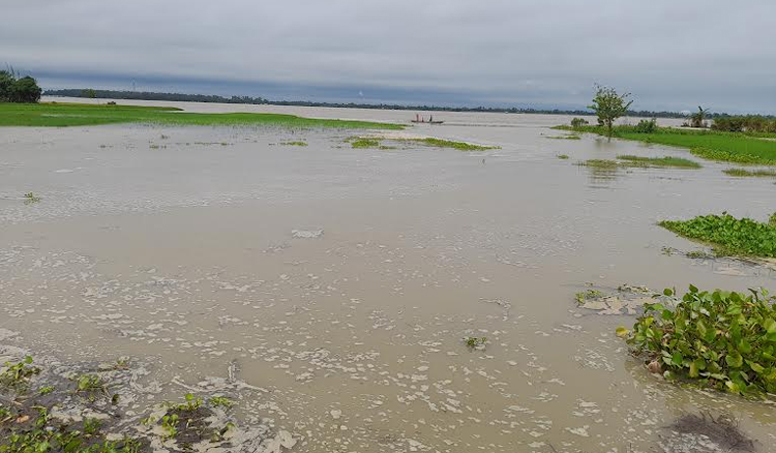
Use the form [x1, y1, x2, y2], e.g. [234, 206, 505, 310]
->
[620, 286, 776, 396]
[0, 71, 42, 103]
[633, 118, 658, 133]
[570, 117, 589, 128]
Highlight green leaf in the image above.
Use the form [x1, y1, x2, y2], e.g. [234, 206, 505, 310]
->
[615, 327, 630, 338]
[726, 351, 743, 369]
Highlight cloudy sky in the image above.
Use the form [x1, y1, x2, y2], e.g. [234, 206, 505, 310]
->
[2, 1, 775, 113]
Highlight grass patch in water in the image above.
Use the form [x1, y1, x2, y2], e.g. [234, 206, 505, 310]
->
[557, 124, 776, 165]
[723, 168, 776, 178]
[280, 141, 308, 147]
[0, 102, 402, 130]
[617, 155, 702, 168]
[546, 134, 581, 140]
[400, 137, 498, 151]
[346, 136, 497, 151]
[577, 159, 621, 169]
[557, 154, 569, 159]
[659, 213, 776, 258]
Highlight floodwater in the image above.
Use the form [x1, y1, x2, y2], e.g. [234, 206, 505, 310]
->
[2, 100, 776, 452]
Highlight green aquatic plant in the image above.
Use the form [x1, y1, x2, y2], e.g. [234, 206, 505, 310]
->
[280, 141, 308, 147]
[464, 336, 488, 350]
[208, 396, 234, 409]
[659, 213, 776, 258]
[557, 154, 569, 159]
[174, 393, 203, 412]
[723, 168, 776, 178]
[0, 356, 40, 390]
[619, 286, 776, 396]
[575, 289, 604, 304]
[349, 137, 382, 149]
[23, 192, 41, 205]
[685, 250, 715, 260]
[160, 414, 179, 440]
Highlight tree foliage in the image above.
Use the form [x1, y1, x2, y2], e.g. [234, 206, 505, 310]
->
[0, 70, 42, 103]
[588, 85, 633, 139]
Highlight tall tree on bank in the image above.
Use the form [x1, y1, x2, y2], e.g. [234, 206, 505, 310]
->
[0, 70, 42, 103]
[589, 85, 633, 140]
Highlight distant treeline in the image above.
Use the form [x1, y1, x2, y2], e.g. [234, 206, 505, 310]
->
[43, 88, 761, 119]
[46, 89, 269, 105]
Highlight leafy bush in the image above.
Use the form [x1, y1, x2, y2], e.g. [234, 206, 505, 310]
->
[570, 117, 589, 128]
[633, 118, 658, 133]
[620, 286, 776, 395]
[659, 213, 776, 258]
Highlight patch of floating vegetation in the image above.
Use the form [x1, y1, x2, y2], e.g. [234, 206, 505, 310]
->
[279, 141, 308, 147]
[723, 168, 776, 178]
[619, 285, 776, 397]
[576, 155, 701, 169]
[574, 284, 659, 315]
[659, 212, 776, 258]
[545, 134, 580, 140]
[0, 353, 292, 453]
[345, 136, 498, 151]
[556, 154, 569, 159]
[617, 155, 702, 168]
[0, 102, 402, 130]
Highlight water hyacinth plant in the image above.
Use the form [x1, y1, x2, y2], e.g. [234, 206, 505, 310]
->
[619, 286, 776, 396]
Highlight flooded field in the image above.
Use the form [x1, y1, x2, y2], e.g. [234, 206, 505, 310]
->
[2, 102, 775, 452]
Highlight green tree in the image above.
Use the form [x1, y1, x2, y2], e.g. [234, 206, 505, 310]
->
[0, 70, 16, 101]
[589, 85, 633, 140]
[81, 88, 97, 99]
[9, 76, 42, 103]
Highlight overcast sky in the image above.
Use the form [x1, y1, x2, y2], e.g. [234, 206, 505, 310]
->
[2, 1, 775, 113]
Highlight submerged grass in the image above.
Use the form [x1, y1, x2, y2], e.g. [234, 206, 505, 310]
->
[0, 102, 402, 130]
[558, 125, 776, 165]
[723, 168, 776, 178]
[546, 134, 581, 140]
[659, 213, 776, 258]
[617, 155, 702, 168]
[346, 136, 497, 151]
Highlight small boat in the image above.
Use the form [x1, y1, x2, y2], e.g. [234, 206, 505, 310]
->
[412, 114, 444, 124]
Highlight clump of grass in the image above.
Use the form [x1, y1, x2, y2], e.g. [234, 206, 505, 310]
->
[577, 159, 620, 169]
[208, 396, 234, 409]
[659, 213, 776, 258]
[617, 155, 702, 168]
[280, 141, 308, 147]
[723, 168, 776, 178]
[546, 134, 581, 140]
[619, 286, 776, 396]
[557, 154, 569, 159]
[23, 192, 41, 205]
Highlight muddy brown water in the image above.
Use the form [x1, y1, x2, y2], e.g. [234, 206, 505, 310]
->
[1, 100, 776, 452]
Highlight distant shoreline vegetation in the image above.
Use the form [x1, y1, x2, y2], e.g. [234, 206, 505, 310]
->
[40, 88, 758, 120]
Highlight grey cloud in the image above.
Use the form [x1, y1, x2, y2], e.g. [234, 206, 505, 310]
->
[1, 0, 774, 112]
